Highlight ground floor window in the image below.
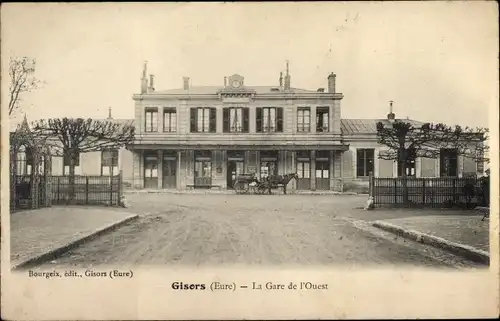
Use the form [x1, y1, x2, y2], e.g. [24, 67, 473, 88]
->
[356, 148, 374, 177]
[440, 148, 458, 177]
[101, 149, 119, 176]
[398, 159, 416, 177]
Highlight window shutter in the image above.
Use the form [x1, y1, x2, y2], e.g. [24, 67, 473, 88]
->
[209, 108, 217, 133]
[276, 107, 284, 132]
[223, 108, 230, 133]
[190, 108, 197, 132]
[256, 108, 262, 132]
[242, 108, 249, 133]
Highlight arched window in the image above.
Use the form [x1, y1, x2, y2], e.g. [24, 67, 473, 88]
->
[16, 145, 27, 175]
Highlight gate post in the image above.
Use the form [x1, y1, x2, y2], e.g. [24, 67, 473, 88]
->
[85, 177, 89, 204]
[109, 173, 113, 205]
[118, 170, 123, 205]
[422, 179, 426, 205]
[369, 171, 374, 198]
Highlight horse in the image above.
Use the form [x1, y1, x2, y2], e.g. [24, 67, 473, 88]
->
[263, 173, 299, 195]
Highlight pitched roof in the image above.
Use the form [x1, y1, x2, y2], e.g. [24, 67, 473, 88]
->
[340, 119, 426, 135]
[9, 118, 134, 134]
[150, 86, 319, 95]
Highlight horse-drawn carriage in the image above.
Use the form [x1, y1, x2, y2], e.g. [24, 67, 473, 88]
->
[233, 172, 298, 195]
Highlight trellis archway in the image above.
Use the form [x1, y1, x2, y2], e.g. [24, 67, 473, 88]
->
[10, 117, 52, 211]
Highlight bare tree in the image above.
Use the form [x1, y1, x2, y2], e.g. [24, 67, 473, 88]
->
[376, 120, 489, 204]
[8, 57, 43, 117]
[32, 118, 135, 203]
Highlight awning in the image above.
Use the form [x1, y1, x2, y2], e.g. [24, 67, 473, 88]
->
[127, 143, 350, 151]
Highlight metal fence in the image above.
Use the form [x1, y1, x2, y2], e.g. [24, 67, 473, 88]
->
[370, 175, 488, 208]
[50, 174, 122, 206]
[12, 175, 50, 210]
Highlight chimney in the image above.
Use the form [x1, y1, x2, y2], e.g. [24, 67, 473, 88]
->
[387, 100, 395, 122]
[224, 77, 227, 87]
[140, 61, 148, 94]
[279, 72, 283, 88]
[183, 77, 190, 90]
[327, 72, 336, 93]
[284, 60, 291, 90]
[107, 107, 112, 119]
[149, 75, 155, 92]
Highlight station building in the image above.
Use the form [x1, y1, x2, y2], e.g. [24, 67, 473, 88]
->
[14, 63, 480, 192]
[125, 62, 481, 192]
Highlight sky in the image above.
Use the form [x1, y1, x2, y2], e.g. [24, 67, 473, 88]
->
[2, 2, 498, 131]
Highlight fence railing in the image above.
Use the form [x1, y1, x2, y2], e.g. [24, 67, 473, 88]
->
[370, 174, 489, 208]
[49, 174, 122, 206]
[12, 175, 50, 210]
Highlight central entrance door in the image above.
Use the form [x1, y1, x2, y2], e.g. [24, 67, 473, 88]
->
[227, 161, 244, 189]
[194, 150, 212, 187]
[260, 151, 278, 180]
[227, 150, 245, 189]
[163, 152, 177, 189]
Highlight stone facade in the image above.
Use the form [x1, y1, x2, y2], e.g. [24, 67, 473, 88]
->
[124, 64, 486, 192]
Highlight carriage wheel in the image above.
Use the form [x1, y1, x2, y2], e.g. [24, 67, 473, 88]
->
[234, 182, 242, 194]
[235, 182, 249, 194]
[256, 184, 266, 195]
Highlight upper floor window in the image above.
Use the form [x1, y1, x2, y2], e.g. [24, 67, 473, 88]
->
[101, 149, 119, 175]
[316, 106, 329, 132]
[145, 107, 158, 132]
[190, 107, 216, 133]
[356, 148, 374, 177]
[256, 107, 283, 133]
[163, 108, 177, 132]
[440, 148, 458, 177]
[223, 107, 249, 133]
[297, 107, 311, 132]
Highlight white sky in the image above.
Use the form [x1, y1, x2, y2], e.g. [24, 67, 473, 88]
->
[2, 2, 498, 130]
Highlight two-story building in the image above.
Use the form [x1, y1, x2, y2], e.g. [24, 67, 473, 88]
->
[129, 62, 349, 191]
[127, 62, 484, 192]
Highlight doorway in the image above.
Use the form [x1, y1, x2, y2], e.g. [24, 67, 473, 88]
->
[297, 161, 311, 190]
[227, 160, 244, 189]
[163, 157, 177, 188]
[144, 152, 158, 189]
[316, 161, 330, 190]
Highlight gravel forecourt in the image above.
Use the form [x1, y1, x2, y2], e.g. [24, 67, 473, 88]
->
[38, 194, 483, 269]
